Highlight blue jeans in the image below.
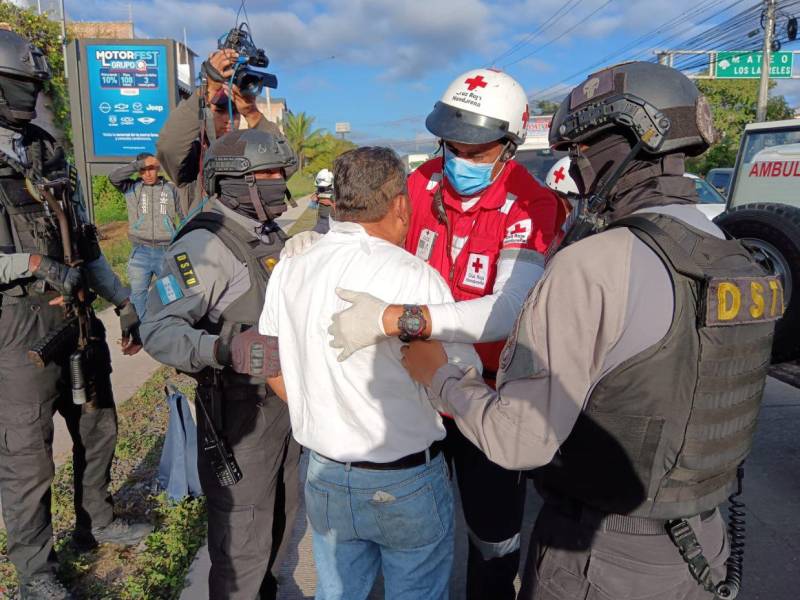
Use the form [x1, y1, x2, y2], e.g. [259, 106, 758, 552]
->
[305, 450, 454, 600]
[127, 244, 166, 318]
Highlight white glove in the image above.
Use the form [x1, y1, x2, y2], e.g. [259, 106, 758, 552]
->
[280, 230, 323, 259]
[328, 288, 390, 361]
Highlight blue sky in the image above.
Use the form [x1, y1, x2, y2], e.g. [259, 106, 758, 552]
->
[60, 0, 800, 151]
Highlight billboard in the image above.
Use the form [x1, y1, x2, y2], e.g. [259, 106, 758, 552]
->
[85, 43, 171, 156]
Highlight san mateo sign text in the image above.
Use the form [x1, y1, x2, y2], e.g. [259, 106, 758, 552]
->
[716, 51, 794, 79]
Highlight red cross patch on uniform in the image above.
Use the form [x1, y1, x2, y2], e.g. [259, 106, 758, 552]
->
[462, 253, 489, 290]
[503, 219, 532, 245]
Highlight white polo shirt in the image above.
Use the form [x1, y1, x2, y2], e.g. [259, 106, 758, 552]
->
[259, 220, 482, 462]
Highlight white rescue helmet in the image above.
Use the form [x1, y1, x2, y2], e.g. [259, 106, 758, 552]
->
[545, 157, 579, 197]
[426, 68, 530, 146]
[315, 168, 333, 189]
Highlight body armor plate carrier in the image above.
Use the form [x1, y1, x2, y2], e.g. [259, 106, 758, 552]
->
[173, 209, 284, 385]
[535, 213, 782, 520]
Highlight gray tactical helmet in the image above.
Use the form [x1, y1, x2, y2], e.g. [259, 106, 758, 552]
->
[549, 61, 715, 157]
[203, 128, 298, 197]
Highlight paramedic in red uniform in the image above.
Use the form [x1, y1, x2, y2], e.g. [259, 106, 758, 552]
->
[327, 69, 562, 599]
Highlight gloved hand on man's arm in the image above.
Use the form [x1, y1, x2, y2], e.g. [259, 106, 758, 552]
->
[216, 328, 273, 377]
[280, 230, 323, 259]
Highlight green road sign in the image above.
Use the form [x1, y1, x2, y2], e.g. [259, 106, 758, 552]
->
[716, 51, 794, 79]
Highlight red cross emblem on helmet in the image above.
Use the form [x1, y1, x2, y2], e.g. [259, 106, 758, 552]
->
[464, 75, 488, 91]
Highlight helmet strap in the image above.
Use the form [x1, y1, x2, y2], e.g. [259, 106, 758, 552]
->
[245, 173, 270, 222]
[586, 138, 645, 214]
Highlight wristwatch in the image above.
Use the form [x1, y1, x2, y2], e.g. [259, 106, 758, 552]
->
[398, 304, 427, 343]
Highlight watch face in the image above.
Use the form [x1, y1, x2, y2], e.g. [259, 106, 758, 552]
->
[404, 315, 423, 334]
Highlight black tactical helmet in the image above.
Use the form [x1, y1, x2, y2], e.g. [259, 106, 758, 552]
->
[203, 128, 298, 197]
[549, 61, 715, 157]
[0, 28, 51, 123]
[0, 29, 50, 82]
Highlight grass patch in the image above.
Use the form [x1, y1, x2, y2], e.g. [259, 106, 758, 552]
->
[0, 368, 207, 599]
[287, 172, 315, 199]
[92, 222, 131, 312]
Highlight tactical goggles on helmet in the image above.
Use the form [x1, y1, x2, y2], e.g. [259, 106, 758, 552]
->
[555, 93, 671, 154]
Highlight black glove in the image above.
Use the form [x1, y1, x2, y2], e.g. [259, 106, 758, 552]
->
[215, 330, 269, 376]
[116, 301, 141, 344]
[33, 255, 83, 301]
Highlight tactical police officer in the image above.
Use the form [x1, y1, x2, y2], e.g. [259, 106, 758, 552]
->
[0, 29, 152, 600]
[402, 61, 782, 599]
[140, 128, 300, 600]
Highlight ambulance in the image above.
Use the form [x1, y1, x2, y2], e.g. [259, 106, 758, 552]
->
[716, 119, 800, 363]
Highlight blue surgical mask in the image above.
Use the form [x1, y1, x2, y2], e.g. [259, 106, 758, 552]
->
[443, 148, 496, 196]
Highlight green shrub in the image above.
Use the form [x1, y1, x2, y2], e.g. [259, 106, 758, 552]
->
[287, 172, 315, 198]
[92, 176, 127, 225]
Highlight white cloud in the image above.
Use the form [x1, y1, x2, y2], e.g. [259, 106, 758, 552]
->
[73, 0, 499, 80]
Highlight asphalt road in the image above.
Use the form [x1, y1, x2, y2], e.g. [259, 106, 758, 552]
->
[180, 375, 800, 599]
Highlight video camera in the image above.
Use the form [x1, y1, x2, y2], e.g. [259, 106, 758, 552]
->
[218, 23, 277, 96]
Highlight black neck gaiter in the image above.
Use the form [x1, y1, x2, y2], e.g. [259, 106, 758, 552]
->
[0, 76, 41, 125]
[572, 133, 697, 221]
[218, 178, 288, 221]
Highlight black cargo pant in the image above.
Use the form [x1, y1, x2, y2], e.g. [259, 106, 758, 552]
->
[444, 417, 526, 600]
[196, 380, 300, 600]
[520, 502, 729, 600]
[0, 294, 116, 581]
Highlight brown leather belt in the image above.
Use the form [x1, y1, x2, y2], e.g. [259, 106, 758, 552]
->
[319, 440, 444, 471]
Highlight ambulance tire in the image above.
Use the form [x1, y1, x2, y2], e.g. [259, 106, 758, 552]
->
[715, 203, 800, 364]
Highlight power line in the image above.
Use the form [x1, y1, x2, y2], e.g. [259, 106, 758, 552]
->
[526, 0, 739, 99]
[489, 0, 584, 66]
[528, 0, 763, 101]
[501, 0, 615, 69]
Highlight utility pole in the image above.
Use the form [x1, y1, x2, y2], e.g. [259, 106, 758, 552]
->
[756, 0, 777, 122]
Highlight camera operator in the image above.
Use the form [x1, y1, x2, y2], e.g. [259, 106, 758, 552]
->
[157, 48, 282, 216]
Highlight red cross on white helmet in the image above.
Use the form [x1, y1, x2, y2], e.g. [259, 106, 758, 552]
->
[426, 68, 529, 146]
[545, 156, 579, 196]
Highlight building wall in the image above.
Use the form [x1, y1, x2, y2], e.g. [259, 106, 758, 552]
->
[69, 21, 134, 39]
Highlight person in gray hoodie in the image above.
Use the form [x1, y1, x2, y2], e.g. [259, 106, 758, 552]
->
[109, 153, 182, 317]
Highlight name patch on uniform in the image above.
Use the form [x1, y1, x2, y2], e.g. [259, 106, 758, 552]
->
[415, 229, 438, 261]
[503, 219, 532, 245]
[155, 274, 184, 305]
[174, 252, 199, 288]
[706, 276, 784, 326]
[463, 253, 489, 289]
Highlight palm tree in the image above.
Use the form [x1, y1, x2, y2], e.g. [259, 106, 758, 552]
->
[282, 112, 324, 172]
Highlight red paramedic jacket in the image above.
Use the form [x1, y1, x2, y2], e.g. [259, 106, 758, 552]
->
[405, 156, 562, 377]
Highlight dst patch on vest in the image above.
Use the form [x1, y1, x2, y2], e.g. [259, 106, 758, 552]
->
[174, 253, 199, 288]
[706, 276, 785, 326]
[155, 274, 184, 305]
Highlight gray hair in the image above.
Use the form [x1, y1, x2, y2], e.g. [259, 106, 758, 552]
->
[333, 146, 407, 223]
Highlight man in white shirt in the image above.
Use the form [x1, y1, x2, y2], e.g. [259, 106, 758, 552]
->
[258, 147, 481, 600]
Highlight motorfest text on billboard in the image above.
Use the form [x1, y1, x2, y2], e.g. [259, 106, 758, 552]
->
[87, 45, 170, 156]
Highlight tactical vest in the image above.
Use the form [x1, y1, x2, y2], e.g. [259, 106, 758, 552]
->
[173, 209, 284, 381]
[534, 213, 781, 520]
[0, 126, 66, 297]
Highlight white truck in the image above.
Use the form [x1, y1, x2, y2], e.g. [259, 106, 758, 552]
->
[715, 119, 800, 364]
